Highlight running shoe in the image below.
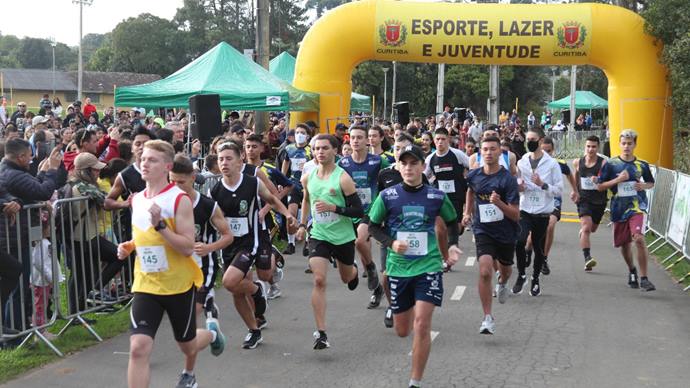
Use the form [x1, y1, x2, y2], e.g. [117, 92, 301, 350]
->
[313, 331, 330, 350]
[530, 278, 541, 296]
[497, 282, 508, 304]
[584, 257, 597, 272]
[384, 307, 394, 328]
[541, 259, 551, 275]
[267, 283, 282, 299]
[252, 282, 268, 316]
[273, 266, 284, 283]
[305, 265, 313, 274]
[366, 264, 380, 290]
[442, 261, 452, 272]
[283, 243, 295, 255]
[512, 274, 526, 295]
[256, 315, 268, 330]
[302, 244, 309, 257]
[368, 285, 383, 309]
[640, 278, 656, 292]
[242, 329, 263, 349]
[204, 298, 219, 320]
[479, 315, 495, 335]
[628, 268, 639, 289]
[348, 263, 359, 291]
[206, 318, 226, 356]
[176, 372, 198, 388]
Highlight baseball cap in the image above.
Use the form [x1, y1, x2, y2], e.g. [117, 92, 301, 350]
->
[398, 145, 425, 162]
[32, 116, 49, 126]
[304, 120, 319, 129]
[74, 153, 106, 170]
[335, 123, 348, 131]
[230, 125, 246, 134]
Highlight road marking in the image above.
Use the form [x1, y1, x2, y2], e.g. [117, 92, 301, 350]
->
[450, 286, 466, 301]
[409, 331, 439, 356]
[465, 256, 476, 266]
[559, 218, 580, 223]
[562, 211, 578, 216]
[113, 351, 130, 355]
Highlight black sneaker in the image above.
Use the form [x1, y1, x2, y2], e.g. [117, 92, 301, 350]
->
[512, 274, 527, 294]
[541, 259, 551, 275]
[242, 329, 263, 349]
[530, 277, 541, 296]
[312, 331, 330, 350]
[302, 244, 309, 256]
[368, 285, 383, 309]
[282, 243, 295, 255]
[256, 315, 268, 330]
[384, 307, 394, 328]
[365, 264, 380, 290]
[640, 277, 656, 292]
[305, 265, 312, 274]
[252, 282, 268, 316]
[628, 268, 639, 289]
[348, 263, 359, 291]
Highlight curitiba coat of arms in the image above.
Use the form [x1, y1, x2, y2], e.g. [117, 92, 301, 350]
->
[379, 19, 407, 47]
[557, 21, 587, 49]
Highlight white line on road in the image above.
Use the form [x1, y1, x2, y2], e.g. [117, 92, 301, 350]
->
[465, 256, 476, 266]
[409, 331, 439, 356]
[113, 351, 130, 355]
[450, 286, 466, 301]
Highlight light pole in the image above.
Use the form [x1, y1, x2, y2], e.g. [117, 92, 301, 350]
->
[73, 0, 93, 102]
[551, 66, 558, 103]
[50, 37, 57, 97]
[391, 61, 397, 122]
[382, 67, 389, 120]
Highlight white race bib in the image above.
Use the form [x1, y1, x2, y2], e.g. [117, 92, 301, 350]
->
[580, 177, 597, 191]
[356, 187, 372, 206]
[438, 180, 456, 193]
[478, 203, 504, 223]
[525, 190, 546, 207]
[617, 181, 637, 197]
[396, 231, 428, 256]
[290, 158, 306, 172]
[226, 217, 249, 237]
[139, 246, 168, 273]
[313, 208, 338, 224]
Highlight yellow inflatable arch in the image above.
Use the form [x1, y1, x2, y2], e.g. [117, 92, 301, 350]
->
[292, 0, 672, 167]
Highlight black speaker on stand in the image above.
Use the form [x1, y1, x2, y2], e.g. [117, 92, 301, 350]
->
[189, 94, 222, 142]
[393, 101, 410, 126]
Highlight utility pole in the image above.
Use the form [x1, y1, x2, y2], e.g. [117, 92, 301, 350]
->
[488, 65, 500, 124]
[569, 65, 577, 129]
[391, 61, 397, 122]
[50, 37, 57, 97]
[382, 67, 389, 120]
[255, 0, 270, 134]
[436, 64, 445, 115]
[73, 0, 93, 102]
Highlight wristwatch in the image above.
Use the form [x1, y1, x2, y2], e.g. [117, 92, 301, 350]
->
[541, 183, 549, 190]
[154, 220, 167, 231]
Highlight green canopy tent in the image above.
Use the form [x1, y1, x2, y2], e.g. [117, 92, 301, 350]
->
[115, 42, 318, 111]
[547, 91, 608, 110]
[269, 51, 371, 113]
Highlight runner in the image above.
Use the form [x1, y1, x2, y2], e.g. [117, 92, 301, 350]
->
[596, 130, 655, 291]
[212, 142, 297, 349]
[105, 127, 155, 210]
[369, 144, 461, 388]
[369, 125, 395, 164]
[281, 124, 312, 255]
[468, 126, 517, 175]
[571, 135, 608, 271]
[512, 128, 563, 296]
[463, 135, 519, 334]
[117, 140, 225, 388]
[169, 154, 234, 321]
[337, 125, 388, 308]
[297, 134, 364, 350]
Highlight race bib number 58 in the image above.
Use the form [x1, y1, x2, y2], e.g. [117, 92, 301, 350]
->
[396, 231, 428, 256]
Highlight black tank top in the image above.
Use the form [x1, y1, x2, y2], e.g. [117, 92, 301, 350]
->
[578, 156, 607, 205]
[119, 164, 146, 199]
[210, 174, 260, 254]
[193, 193, 217, 244]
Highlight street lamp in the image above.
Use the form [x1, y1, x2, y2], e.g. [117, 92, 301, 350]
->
[50, 37, 57, 97]
[551, 66, 558, 103]
[73, 0, 93, 101]
[382, 67, 389, 120]
[391, 61, 397, 122]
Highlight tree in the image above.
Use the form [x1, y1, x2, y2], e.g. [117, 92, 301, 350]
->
[305, 0, 349, 18]
[270, 0, 310, 55]
[17, 38, 52, 69]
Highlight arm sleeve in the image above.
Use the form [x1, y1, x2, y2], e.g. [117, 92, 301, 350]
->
[334, 192, 364, 219]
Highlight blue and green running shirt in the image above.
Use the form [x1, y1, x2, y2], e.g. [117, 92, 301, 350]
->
[337, 153, 390, 214]
[368, 183, 457, 277]
[599, 156, 654, 222]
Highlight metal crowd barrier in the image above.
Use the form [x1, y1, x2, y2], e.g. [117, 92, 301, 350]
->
[195, 174, 223, 196]
[544, 129, 608, 159]
[648, 168, 677, 253]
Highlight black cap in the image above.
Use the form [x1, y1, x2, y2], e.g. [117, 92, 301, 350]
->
[399, 145, 425, 162]
[230, 125, 246, 134]
[305, 120, 319, 129]
[73, 100, 82, 106]
[335, 123, 347, 131]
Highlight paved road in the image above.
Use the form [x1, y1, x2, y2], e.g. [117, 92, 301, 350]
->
[4, 201, 690, 388]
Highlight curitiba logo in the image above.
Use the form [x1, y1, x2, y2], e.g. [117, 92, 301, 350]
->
[379, 19, 407, 47]
[557, 21, 587, 49]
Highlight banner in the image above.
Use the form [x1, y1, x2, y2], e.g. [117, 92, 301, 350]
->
[667, 173, 690, 247]
[373, 2, 592, 64]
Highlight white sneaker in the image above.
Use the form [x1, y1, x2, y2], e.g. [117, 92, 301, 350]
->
[497, 282, 508, 304]
[273, 267, 284, 283]
[479, 314, 495, 335]
[267, 283, 282, 299]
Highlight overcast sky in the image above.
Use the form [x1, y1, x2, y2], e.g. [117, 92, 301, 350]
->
[1, 0, 185, 46]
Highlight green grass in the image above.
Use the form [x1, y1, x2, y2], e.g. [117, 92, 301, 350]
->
[645, 233, 690, 292]
[0, 303, 131, 384]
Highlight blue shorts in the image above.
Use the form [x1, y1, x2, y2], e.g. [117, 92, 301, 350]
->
[388, 271, 443, 314]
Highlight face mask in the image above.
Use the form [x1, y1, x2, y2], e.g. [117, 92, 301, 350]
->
[295, 133, 307, 145]
[527, 140, 539, 152]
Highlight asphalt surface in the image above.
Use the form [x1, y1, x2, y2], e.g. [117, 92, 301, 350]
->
[4, 198, 690, 388]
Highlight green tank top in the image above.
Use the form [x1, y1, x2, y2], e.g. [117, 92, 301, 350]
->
[308, 165, 356, 245]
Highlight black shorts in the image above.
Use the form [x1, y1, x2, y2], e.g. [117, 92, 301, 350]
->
[551, 206, 562, 221]
[308, 239, 356, 266]
[223, 242, 270, 275]
[288, 186, 303, 206]
[130, 287, 197, 343]
[577, 202, 607, 225]
[255, 229, 273, 271]
[475, 233, 515, 266]
[388, 271, 443, 314]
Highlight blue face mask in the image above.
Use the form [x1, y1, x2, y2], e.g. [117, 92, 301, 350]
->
[295, 133, 307, 145]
